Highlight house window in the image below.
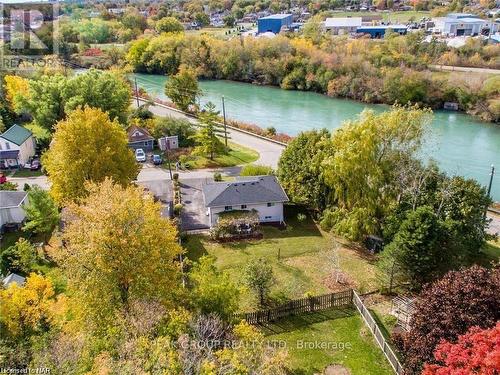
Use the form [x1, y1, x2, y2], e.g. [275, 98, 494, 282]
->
[144, 141, 149, 146]
[267, 202, 275, 207]
[241, 205, 247, 209]
[5, 142, 10, 150]
[265, 216, 272, 219]
[224, 206, 232, 211]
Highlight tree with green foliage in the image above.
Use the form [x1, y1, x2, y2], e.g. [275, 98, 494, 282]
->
[155, 17, 184, 34]
[321, 106, 432, 240]
[191, 102, 226, 160]
[377, 206, 449, 292]
[278, 129, 332, 213]
[244, 258, 275, 306]
[189, 256, 240, 320]
[150, 116, 196, 147]
[240, 164, 274, 176]
[42, 107, 138, 204]
[0, 239, 37, 275]
[17, 70, 132, 132]
[165, 66, 201, 112]
[223, 14, 236, 27]
[22, 186, 60, 239]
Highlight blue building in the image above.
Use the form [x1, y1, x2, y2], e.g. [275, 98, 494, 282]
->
[356, 25, 407, 38]
[257, 14, 293, 34]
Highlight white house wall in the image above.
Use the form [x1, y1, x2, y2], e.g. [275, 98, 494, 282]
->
[0, 206, 26, 227]
[209, 202, 284, 227]
[0, 136, 36, 166]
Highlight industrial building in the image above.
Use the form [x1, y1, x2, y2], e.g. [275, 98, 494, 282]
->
[324, 17, 362, 35]
[356, 25, 407, 38]
[441, 16, 486, 36]
[257, 14, 292, 34]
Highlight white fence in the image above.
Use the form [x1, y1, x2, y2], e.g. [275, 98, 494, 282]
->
[352, 290, 404, 375]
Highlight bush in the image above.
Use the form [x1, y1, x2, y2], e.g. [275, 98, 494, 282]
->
[172, 173, 179, 181]
[174, 203, 183, 215]
[240, 164, 274, 176]
[213, 172, 222, 182]
[297, 213, 307, 222]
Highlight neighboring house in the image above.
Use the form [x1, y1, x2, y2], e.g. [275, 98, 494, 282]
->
[0, 125, 36, 169]
[0, 191, 28, 230]
[2, 273, 26, 288]
[202, 175, 289, 227]
[324, 17, 362, 35]
[127, 125, 155, 151]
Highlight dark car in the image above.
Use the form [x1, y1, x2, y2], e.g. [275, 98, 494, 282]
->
[30, 159, 41, 171]
[152, 154, 162, 165]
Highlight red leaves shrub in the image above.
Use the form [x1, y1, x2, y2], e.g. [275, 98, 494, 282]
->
[423, 322, 500, 375]
[396, 265, 500, 374]
[83, 48, 103, 57]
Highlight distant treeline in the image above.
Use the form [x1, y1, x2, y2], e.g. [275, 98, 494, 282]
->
[126, 32, 500, 122]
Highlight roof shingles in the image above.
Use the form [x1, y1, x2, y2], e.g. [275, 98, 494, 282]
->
[202, 176, 288, 208]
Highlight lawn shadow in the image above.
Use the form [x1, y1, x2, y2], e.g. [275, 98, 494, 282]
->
[183, 235, 209, 261]
[261, 205, 323, 240]
[258, 307, 356, 336]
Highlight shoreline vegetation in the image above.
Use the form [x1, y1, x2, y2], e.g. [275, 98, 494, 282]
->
[126, 33, 500, 124]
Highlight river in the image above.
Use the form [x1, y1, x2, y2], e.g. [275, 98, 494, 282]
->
[133, 73, 500, 201]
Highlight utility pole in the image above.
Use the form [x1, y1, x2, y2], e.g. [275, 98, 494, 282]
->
[222, 96, 228, 146]
[487, 165, 495, 198]
[164, 138, 173, 180]
[134, 77, 140, 108]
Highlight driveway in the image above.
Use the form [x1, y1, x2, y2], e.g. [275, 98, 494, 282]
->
[179, 178, 210, 231]
[488, 212, 500, 236]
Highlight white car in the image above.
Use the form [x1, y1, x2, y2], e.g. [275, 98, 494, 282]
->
[135, 148, 146, 162]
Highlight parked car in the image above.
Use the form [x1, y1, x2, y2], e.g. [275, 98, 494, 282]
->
[135, 148, 146, 162]
[152, 154, 162, 165]
[24, 161, 32, 169]
[30, 159, 41, 171]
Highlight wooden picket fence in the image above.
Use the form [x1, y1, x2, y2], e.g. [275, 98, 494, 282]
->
[235, 289, 353, 324]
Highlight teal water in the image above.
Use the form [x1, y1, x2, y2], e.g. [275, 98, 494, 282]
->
[134, 73, 500, 201]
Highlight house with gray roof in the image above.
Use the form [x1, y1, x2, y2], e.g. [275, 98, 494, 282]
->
[0, 190, 28, 230]
[202, 175, 289, 227]
[2, 273, 26, 288]
[0, 124, 36, 169]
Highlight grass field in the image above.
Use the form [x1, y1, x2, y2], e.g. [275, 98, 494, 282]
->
[184, 206, 380, 312]
[262, 308, 394, 375]
[183, 141, 259, 169]
[11, 169, 44, 178]
[330, 10, 430, 22]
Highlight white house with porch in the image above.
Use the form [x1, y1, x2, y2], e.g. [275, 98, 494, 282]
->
[202, 175, 289, 228]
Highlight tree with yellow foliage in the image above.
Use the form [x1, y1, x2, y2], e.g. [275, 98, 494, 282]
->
[3, 75, 30, 110]
[0, 273, 57, 339]
[42, 106, 138, 204]
[59, 179, 183, 333]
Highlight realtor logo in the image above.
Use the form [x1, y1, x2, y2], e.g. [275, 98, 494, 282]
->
[1, 0, 60, 70]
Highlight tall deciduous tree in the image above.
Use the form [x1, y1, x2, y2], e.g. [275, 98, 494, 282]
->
[191, 102, 226, 160]
[165, 66, 201, 112]
[42, 107, 138, 204]
[23, 186, 60, 238]
[321, 106, 432, 240]
[16, 70, 131, 132]
[189, 256, 240, 320]
[423, 322, 500, 375]
[278, 129, 332, 213]
[59, 179, 183, 333]
[396, 265, 500, 374]
[155, 17, 184, 34]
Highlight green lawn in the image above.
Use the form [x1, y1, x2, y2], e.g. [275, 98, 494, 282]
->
[184, 206, 380, 312]
[0, 231, 24, 252]
[263, 308, 393, 375]
[183, 141, 259, 169]
[11, 169, 44, 177]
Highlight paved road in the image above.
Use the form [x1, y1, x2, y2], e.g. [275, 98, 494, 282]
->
[133, 99, 285, 169]
[429, 64, 500, 75]
[488, 212, 500, 236]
